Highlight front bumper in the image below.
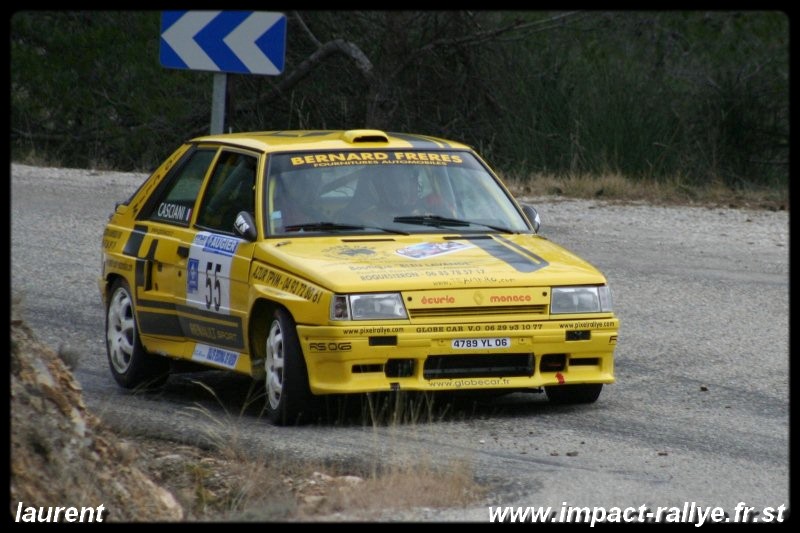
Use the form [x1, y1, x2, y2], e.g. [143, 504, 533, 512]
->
[296, 318, 618, 394]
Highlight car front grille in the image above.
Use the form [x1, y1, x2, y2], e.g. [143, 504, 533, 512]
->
[423, 353, 535, 379]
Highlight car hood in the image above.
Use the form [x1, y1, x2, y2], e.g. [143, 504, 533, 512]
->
[253, 234, 607, 291]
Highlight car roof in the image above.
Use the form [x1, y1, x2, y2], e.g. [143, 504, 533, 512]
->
[189, 129, 473, 153]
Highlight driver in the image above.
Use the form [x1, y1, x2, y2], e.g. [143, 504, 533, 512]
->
[346, 164, 423, 226]
[376, 164, 420, 213]
[345, 164, 451, 225]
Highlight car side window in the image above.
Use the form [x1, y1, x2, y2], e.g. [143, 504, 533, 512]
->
[195, 151, 257, 234]
[146, 149, 216, 225]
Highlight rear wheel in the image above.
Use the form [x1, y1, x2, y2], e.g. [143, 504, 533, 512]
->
[264, 308, 316, 425]
[545, 383, 603, 404]
[105, 279, 169, 389]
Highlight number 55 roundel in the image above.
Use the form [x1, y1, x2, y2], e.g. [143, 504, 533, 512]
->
[186, 232, 241, 315]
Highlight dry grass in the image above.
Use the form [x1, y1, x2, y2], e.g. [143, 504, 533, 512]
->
[321, 458, 484, 515]
[503, 172, 789, 211]
[144, 384, 486, 521]
[360, 391, 449, 427]
[124, 428, 486, 522]
[13, 155, 787, 211]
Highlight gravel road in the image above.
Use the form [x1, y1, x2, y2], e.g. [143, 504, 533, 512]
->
[10, 163, 790, 523]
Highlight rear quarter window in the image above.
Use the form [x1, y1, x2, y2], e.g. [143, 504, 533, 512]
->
[144, 149, 217, 226]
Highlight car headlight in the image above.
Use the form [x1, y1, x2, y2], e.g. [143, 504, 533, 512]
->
[550, 285, 613, 314]
[330, 293, 408, 320]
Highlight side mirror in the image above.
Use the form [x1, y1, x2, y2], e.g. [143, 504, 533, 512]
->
[233, 211, 257, 241]
[521, 204, 541, 234]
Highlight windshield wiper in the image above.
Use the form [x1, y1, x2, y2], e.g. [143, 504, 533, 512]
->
[283, 221, 409, 235]
[393, 215, 515, 234]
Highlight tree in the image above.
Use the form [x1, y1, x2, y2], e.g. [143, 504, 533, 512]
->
[11, 10, 788, 188]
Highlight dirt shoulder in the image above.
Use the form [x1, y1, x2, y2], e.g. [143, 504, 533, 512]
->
[10, 305, 486, 523]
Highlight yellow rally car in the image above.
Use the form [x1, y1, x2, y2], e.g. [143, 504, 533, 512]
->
[99, 129, 619, 425]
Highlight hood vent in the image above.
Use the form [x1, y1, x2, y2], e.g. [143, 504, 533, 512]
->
[342, 129, 389, 143]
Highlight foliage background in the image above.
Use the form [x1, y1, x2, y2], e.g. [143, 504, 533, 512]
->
[10, 10, 788, 189]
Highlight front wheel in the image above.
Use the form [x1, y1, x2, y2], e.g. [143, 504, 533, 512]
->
[264, 308, 316, 425]
[545, 383, 603, 404]
[105, 279, 169, 389]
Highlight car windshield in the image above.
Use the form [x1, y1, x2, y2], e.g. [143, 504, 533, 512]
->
[265, 150, 532, 236]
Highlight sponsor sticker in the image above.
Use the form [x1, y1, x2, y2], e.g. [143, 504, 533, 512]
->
[251, 265, 322, 303]
[289, 152, 465, 168]
[191, 343, 240, 369]
[396, 241, 473, 260]
[202, 234, 240, 256]
[187, 258, 199, 293]
[156, 202, 191, 223]
[186, 232, 240, 314]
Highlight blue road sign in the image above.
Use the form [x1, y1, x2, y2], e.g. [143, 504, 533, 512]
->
[160, 11, 286, 75]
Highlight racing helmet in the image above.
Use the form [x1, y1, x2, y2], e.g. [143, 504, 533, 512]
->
[378, 164, 419, 210]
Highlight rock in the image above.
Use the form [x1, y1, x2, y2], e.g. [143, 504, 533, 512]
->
[10, 318, 184, 522]
[338, 475, 364, 486]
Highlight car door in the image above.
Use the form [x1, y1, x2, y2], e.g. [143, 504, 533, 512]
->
[130, 146, 259, 370]
[176, 149, 260, 371]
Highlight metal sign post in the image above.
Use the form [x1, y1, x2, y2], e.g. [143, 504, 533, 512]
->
[210, 73, 227, 134]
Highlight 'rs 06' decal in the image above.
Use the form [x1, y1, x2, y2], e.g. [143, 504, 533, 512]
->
[186, 232, 241, 315]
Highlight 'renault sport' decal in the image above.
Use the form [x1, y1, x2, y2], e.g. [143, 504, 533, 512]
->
[463, 235, 549, 273]
[135, 299, 245, 350]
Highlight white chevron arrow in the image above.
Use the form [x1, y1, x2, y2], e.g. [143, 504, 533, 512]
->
[223, 12, 282, 75]
[162, 11, 220, 71]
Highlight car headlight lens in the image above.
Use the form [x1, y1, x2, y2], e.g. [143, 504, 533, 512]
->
[330, 293, 408, 320]
[550, 285, 613, 314]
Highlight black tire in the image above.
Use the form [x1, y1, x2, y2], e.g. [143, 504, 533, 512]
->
[105, 279, 169, 389]
[545, 383, 603, 404]
[264, 308, 316, 425]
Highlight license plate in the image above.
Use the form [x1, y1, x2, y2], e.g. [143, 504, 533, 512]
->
[451, 337, 511, 349]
